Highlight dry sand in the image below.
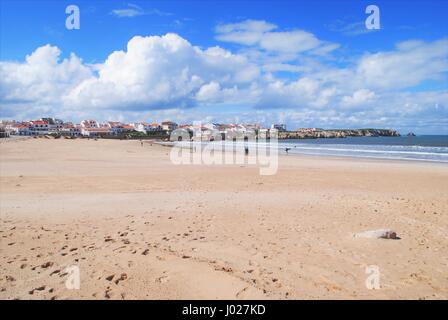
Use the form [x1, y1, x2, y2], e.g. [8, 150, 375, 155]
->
[0, 138, 447, 299]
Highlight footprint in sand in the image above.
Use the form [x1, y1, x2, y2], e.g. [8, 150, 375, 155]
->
[28, 285, 46, 295]
[50, 269, 60, 276]
[41, 261, 54, 269]
[104, 236, 114, 243]
[114, 273, 127, 285]
[5, 275, 16, 282]
[105, 274, 115, 281]
[104, 287, 113, 299]
[156, 276, 169, 283]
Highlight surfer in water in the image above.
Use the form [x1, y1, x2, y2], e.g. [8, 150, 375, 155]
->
[285, 147, 291, 154]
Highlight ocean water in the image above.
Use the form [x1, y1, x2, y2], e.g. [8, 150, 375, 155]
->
[173, 135, 448, 163]
[279, 135, 448, 163]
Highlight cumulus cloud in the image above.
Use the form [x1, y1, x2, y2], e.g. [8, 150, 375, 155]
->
[0, 25, 447, 133]
[356, 38, 448, 89]
[341, 89, 376, 107]
[64, 33, 259, 110]
[0, 45, 91, 105]
[195, 82, 240, 103]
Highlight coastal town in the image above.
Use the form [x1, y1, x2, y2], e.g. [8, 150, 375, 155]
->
[0, 118, 279, 140]
[0, 118, 400, 140]
[0, 118, 178, 138]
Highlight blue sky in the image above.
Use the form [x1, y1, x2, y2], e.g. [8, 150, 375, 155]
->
[1, 0, 447, 134]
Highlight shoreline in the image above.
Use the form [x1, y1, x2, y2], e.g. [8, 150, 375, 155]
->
[3, 137, 447, 167]
[155, 140, 448, 167]
[2, 137, 448, 173]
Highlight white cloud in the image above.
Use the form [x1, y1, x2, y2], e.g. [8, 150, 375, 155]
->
[111, 3, 145, 17]
[256, 77, 340, 110]
[327, 20, 379, 36]
[356, 39, 448, 89]
[195, 81, 240, 103]
[341, 89, 375, 107]
[216, 19, 338, 55]
[262, 63, 307, 73]
[0, 26, 447, 133]
[63, 34, 259, 109]
[0, 45, 91, 105]
[259, 30, 320, 53]
[215, 20, 277, 45]
[196, 81, 221, 101]
[111, 4, 172, 18]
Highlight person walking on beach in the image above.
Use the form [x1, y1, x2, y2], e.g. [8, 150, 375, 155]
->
[140, 140, 143, 147]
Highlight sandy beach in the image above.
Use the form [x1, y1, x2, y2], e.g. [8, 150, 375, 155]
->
[0, 138, 447, 300]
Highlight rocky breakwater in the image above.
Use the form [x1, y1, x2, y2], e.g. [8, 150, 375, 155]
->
[278, 128, 400, 139]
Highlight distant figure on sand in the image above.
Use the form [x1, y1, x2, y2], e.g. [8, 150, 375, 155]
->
[245, 146, 249, 155]
[140, 140, 143, 147]
[285, 147, 291, 154]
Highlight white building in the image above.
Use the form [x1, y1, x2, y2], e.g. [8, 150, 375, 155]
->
[271, 124, 286, 132]
[258, 128, 270, 139]
[104, 122, 124, 135]
[80, 127, 111, 137]
[161, 121, 178, 131]
[145, 123, 162, 132]
[30, 120, 50, 135]
[132, 123, 147, 133]
[13, 124, 31, 135]
[80, 120, 100, 128]
[41, 118, 63, 133]
[60, 123, 81, 137]
[7, 123, 31, 135]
